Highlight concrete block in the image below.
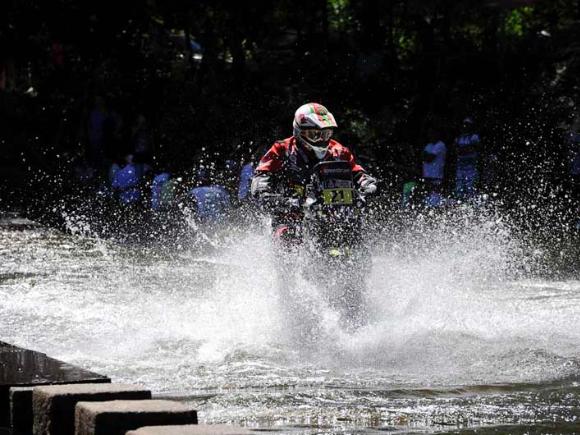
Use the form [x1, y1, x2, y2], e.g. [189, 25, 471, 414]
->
[74, 400, 198, 435]
[0, 342, 109, 428]
[33, 383, 151, 435]
[9, 387, 33, 435]
[126, 424, 255, 434]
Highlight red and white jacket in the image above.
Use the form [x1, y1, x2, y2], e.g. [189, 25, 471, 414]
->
[251, 136, 372, 197]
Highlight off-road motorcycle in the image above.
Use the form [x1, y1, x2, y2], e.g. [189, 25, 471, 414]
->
[262, 160, 371, 330]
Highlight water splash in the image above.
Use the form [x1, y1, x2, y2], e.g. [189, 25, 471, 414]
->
[1, 205, 579, 430]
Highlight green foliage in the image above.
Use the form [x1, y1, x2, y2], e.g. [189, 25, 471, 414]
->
[327, 0, 352, 32]
[457, 22, 485, 50]
[503, 6, 535, 38]
[2, 0, 580, 185]
[393, 27, 418, 62]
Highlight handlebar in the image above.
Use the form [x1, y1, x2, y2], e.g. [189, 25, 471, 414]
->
[257, 193, 300, 212]
[258, 190, 369, 211]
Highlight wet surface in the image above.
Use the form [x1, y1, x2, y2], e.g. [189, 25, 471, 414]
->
[0, 341, 109, 427]
[0, 216, 579, 433]
[0, 341, 108, 386]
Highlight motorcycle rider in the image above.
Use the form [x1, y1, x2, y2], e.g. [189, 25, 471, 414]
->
[251, 102, 377, 243]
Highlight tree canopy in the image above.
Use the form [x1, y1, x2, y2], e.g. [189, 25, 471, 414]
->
[1, 0, 580, 188]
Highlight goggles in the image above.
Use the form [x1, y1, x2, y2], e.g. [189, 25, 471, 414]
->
[301, 128, 333, 143]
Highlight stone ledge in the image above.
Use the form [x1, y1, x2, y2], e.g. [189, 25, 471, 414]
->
[9, 387, 33, 435]
[126, 424, 257, 434]
[74, 399, 198, 435]
[0, 342, 109, 428]
[33, 383, 151, 435]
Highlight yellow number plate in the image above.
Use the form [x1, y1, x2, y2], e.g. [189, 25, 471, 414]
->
[322, 188, 354, 205]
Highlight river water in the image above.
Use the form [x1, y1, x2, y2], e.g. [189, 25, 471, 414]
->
[1, 210, 579, 433]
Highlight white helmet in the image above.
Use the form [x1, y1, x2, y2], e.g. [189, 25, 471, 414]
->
[292, 103, 337, 149]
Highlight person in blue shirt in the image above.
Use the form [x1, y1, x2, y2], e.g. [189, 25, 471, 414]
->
[422, 127, 447, 207]
[111, 154, 142, 206]
[455, 117, 481, 200]
[188, 167, 231, 222]
[237, 145, 270, 202]
[238, 160, 254, 202]
[151, 172, 172, 211]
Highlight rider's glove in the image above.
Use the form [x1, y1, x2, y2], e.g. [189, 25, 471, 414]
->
[356, 173, 378, 196]
[359, 177, 377, 195]
[303, 196, 318, 209]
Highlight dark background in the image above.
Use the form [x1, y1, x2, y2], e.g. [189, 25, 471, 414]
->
[1, 0, 580, 216]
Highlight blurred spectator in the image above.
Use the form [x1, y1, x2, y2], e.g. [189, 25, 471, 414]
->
[402, 180, 419, 208]
[238, 161, 254, 201]
[112, 154, 142, 206]
[108, 159, 122, 186]
[422, 127, 447, 207]
[188, 167, 231, 222]
[455, 117, 481, 200]
[238, 144, 269, 202]
[151, 171, 177, 212]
